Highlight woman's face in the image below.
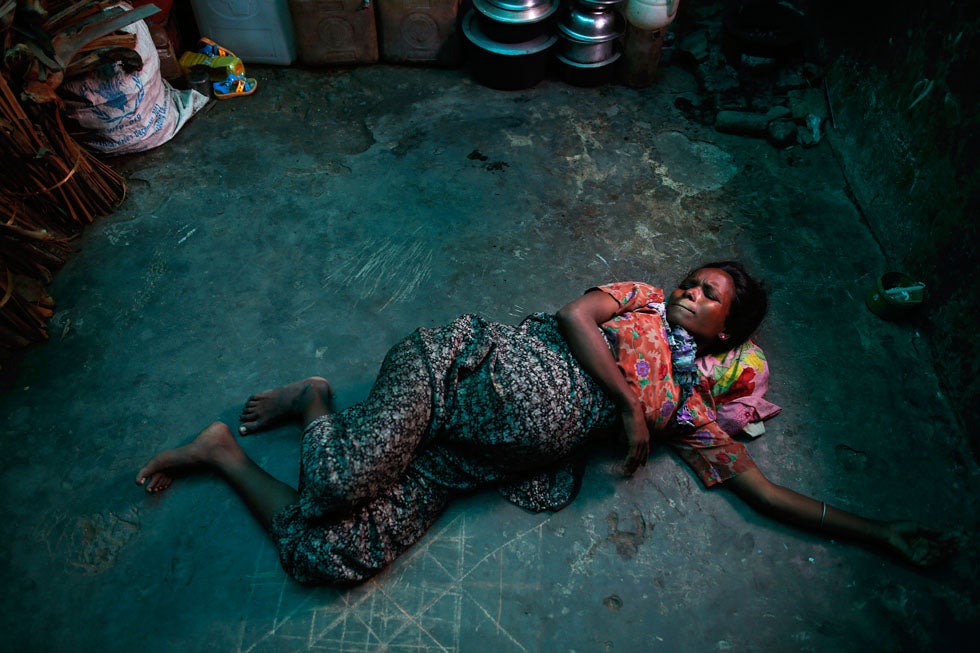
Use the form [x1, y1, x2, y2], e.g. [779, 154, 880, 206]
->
[666, 267, 734, 346]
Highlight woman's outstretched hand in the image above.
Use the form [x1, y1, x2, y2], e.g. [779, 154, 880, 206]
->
[882, 521, 958, 567]
[621, 406, 651, 476]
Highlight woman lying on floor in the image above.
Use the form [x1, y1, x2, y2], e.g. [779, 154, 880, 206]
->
[137, 261, 954, 585]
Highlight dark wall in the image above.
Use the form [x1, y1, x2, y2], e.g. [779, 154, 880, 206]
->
[809, 0, 979, 455]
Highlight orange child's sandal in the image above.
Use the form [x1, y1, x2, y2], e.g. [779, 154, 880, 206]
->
[213, 73, 258, 99]
[198, 37, 237, 58]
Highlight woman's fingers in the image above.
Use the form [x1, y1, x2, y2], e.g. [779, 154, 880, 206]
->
[620, 408, 650, 476]
[887, 521, 958, 567]
[623, 439, 649, 476]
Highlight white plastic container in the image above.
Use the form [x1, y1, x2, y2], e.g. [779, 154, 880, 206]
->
[190, 0, 297, 64]
[625, 0, 680, 31]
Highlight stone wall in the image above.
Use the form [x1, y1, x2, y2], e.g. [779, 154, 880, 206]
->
[811, 0, 979, 456]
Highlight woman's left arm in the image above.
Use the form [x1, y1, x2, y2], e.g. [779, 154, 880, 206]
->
[726, 467, 956, 566]
[556, 290, 650, 475]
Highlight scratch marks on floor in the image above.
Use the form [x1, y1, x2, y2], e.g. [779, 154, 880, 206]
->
[237, 515, 548, 652]
[506, 303, 527, 320]
[113, 222, 198, 323]
[128, 247, 169, 315]
[327, 237, 433, 310]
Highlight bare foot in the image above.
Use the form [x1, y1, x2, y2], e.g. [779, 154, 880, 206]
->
[136, 422, 244, 493]
[239, 376, 332, 435]
[883, 521, 958, 567]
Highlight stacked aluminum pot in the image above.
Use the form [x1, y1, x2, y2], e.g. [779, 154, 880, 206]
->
[555, 0, 625, 85]
[462, 0, 560, 90]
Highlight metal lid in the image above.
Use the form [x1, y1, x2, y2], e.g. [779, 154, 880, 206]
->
[472, 0, 560, 25]
[484, 0, 554, 12]
[558, 8, 625, 43]
[463, 10, 558, 55]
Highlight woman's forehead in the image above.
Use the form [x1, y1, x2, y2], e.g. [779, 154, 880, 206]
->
[687, 267, 730, 282]
[685, 268, 735, 293]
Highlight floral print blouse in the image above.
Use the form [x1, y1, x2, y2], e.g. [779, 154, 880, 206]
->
[595, 282, 756, 486]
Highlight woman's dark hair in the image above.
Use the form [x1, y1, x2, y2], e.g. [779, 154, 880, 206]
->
[694, 260, 768, 353]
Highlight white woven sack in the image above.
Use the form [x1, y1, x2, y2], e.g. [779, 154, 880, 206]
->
[60, 8, 208, 155]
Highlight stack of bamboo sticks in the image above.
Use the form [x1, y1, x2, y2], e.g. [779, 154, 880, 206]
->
[1, 1, 156, 354]
[0, 73, 125, 351]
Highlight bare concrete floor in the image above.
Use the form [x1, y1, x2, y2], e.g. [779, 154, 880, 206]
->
[1, 64, 977, 652]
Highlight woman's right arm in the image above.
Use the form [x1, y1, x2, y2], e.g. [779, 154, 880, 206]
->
[556, 290, 650, 475]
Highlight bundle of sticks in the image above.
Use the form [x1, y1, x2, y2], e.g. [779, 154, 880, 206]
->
[0, 223, 70, 350]
[1, 1, 156, 352]
[1, 72, 126, 351]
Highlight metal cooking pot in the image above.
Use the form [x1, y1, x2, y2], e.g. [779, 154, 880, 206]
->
[559, 3, 625, 42]
[557, 35, 618, 64]
[463, 10, 557, 90]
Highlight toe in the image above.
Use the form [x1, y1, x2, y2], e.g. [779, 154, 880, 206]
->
[145, 473, 172, 492]
[136, 467, 153, 486]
